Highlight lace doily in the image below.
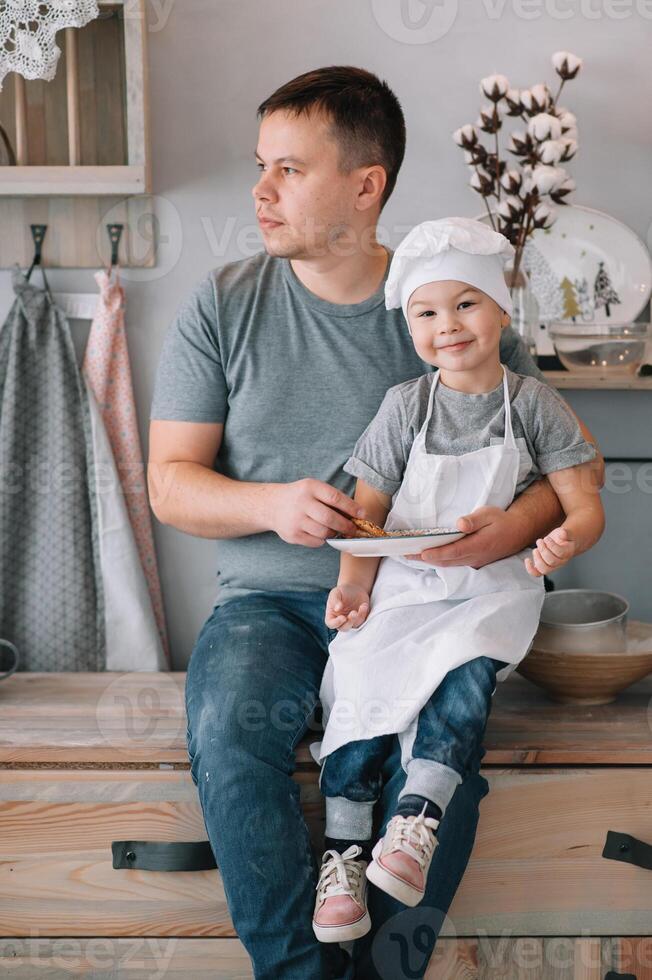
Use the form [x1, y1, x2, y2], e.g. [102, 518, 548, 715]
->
[0, 1, 99, 91]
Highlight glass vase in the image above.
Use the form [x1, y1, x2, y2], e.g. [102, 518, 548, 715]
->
[504, 265, 539, 362]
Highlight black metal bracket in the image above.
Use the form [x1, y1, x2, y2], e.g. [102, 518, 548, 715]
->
[26, 224, 48, 280]
[25, 224, 52, 298]
[112, 839, 218, 872]
[107, 223, 124, 269]
[602, 830, 652, 871]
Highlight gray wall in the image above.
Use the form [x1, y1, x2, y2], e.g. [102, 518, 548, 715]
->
[1, 0, 650, 666]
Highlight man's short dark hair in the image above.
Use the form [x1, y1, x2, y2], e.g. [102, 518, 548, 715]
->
[257, 66, 406, 210]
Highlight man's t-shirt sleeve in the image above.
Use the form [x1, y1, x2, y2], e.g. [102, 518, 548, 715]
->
[150, 273, 228, 423]
[530, 381, 597, 474]
[343, 387, 408, 496]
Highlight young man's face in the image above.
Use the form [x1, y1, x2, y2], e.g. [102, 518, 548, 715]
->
[407, 280, 511, 371]
[252, 108, 377, 260]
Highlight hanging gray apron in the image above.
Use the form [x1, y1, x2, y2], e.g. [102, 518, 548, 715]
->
[0, 266, 105, 670]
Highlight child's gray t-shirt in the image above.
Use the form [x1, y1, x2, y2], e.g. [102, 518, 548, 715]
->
[344, 366, 597, 500]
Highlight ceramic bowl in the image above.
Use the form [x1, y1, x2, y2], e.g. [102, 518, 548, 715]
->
[517, 590, 652, 704]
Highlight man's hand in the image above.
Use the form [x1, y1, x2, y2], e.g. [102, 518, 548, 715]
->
[325, 585, 371, 631]
[268, 479, 367, 548]
[525, 526, 576, 577]
[404, 506, 529, 569]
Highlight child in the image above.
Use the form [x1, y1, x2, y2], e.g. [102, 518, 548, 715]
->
[310, 217, 605, 944]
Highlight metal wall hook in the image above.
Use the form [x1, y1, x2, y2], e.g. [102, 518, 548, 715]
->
[107, 223, 124, 272]
[25, 224, 52, 299]
[26, 224, 48, 279]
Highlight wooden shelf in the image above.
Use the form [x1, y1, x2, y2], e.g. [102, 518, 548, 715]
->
[542, 369, 652, 390]
[0, 0, 153, 267]
[0, 165, 148, 196]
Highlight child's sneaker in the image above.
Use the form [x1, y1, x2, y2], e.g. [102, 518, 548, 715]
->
[312, 844, 371, 943]
[366, 802, 439, 906]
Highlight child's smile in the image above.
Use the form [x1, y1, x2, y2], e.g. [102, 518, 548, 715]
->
[406, 279, 511, 393]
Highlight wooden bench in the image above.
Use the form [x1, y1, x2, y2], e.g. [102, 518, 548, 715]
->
[1, 671, 651, 978]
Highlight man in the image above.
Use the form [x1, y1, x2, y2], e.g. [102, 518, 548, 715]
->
[149, 66, 603, 980]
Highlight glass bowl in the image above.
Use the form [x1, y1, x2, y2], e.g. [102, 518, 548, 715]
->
[548, 321, 650, 375]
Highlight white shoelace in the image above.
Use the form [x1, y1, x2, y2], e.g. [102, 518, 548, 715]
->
[386, 804, 439, 869]
[316, 844, 366, 900]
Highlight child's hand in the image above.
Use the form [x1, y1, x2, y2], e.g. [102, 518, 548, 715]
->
[525, 526, 576, 577]
[325, 585, 370, 631]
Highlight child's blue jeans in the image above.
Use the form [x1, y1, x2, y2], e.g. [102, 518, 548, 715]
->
[319, 655, 509, 841]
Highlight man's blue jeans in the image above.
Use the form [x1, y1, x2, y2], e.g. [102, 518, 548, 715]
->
[185, 589, 491, 980]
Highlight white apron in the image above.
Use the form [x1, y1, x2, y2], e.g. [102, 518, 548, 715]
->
[312, 365, 545, 765]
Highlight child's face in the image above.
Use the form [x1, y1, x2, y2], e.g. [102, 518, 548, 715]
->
[406, 279, 511, 371]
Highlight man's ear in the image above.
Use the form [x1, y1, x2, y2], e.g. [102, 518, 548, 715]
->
[356, 165, 387, 213]
[501, 309, 511, 328]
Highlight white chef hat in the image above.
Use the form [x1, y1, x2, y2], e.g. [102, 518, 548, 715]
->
[385, 217, 515, 326]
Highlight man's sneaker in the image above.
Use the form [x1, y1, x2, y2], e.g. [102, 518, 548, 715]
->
[312, 844, 371, 943]
[366, 802, 439, 907]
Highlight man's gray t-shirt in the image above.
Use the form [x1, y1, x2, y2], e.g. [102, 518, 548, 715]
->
[344, 366, 597, 504]
[150, 249, 555, 606]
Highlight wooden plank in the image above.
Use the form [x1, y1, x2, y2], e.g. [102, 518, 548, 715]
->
[446, 768, 652, 936]
[123, 0, 150, 188]
[0, 936, 634, 978]
[0, 769, 321, 937]
[613, 937, 652, 980]
[542, 369, 652, 390]
[13, 75, 27, 165]
[0, 194, 155, 268]
[0, 937, 255, 978]
[426, 937, 610, 979]
[0, 164, 146, 194]
[1, 768, 651, 937]
[3, 672, 652, 766]
[65, 29, 81, 165]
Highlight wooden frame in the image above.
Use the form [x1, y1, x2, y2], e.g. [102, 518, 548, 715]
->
[0, 0, 154, 268]
[0, 0, 151, 196]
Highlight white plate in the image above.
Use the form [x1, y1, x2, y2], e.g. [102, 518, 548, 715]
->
[326, 529, 465, 557]
[479, 205, 652, 326]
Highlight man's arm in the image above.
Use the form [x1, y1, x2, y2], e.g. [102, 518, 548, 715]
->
[148, 420, 273, 538]
[408, 481, 564, 569]
[147, 419, 367, 545]
[562, 405, 605, 489]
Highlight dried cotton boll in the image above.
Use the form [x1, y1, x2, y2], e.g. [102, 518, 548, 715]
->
[480, 73, 510, 102]
[528, 112, 563, 142]
[552, 51, 583, 80]
[507, 130, 530, 156]
[520, 84, 550, 115]
[477, 104, 502, 134]
[533, 202, 557, 229]
[550, 175, 576, 203]
[557, 109, 577, 133]
[452, 124, 479, 148]
[525, 164, 566, 195]
[500, 169, 522, 193]
[469, 169, 494, 197]
[528, 113, 562, 142]
[539, 139, 566, 164]
[497, 196, 524, 222]
[504, 88, 523, 116]
[559, 138, 578, 162]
